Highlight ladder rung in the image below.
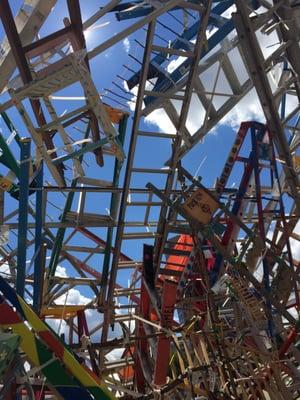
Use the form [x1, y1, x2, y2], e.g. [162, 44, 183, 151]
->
[144, 90, 185, 100]
[114, 304, 137, 310]
[104, 359, 134, 371]
[37, 105, 89, 132]
[76, 176, 113, 187]
[163, 247, 191, 257]
[151, 44, 194, 58]
[125, 221, 158, 227]
[161, 260, 186, 268]
[263, 210, 281, 214]
[114, 288, 140, 296]
[114, 314, 135, 322]
[131, 167, 170, 174]
[236, 156, 249, 163]
[258, 163, 271, 168]
[52, 277, 101, 285]
[165, 240, 193, 247]
[62, 245, 104, 254]
[159, 268, 182, 277]
[168, 225, 190, 234]
[138, 130, 177, 139]
[118, 261, 143, 269]
[126, 201, 163, 206]
[123, 232, 160, 239]
[65, 211, 113, 223]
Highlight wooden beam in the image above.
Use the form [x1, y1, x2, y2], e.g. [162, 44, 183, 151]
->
[0, 0, 64, 180]
[23, 26, 73, 59]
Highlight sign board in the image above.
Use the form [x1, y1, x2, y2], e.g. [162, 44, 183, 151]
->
[183, 188, 219, 224]
[293, 155, 300, 169]
[0, 177, 13, 192]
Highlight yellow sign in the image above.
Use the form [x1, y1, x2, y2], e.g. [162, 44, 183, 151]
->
[104, 104, 124, 124]
[183, 188, 219, 224]
[293, 155, 300, 169]
[0, 177, 13, 191]
[41, 305, 86, 319]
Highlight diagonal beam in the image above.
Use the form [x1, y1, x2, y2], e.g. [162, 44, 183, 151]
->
[233, 1, 300, 204]
[88, 0, 183, 59]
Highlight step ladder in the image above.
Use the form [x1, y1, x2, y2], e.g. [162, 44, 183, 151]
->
[230, 276, 266, 325]
[2, 51, 125, 187]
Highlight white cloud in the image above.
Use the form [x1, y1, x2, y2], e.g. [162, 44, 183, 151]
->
[221, 4, 237, 20]
[145, 108, 176, 134]
[123, 37, 130, 53]
[55, 288, 91, 306]
[47, 318, 69, 337]
[287, 221, 300, 261]
[144, 86, 264, 135]
[47, 266, 133, 357]
[106, 348, 125, 361]
[167, 57, 184, 74]
[130, 21, 288, 139]
[55, 265, 68, 277]
[0, 261, 11, 277]
[220, 89, 264, 128]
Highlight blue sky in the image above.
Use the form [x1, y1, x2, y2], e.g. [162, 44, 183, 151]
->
[0, 0, 295, 313]
[0, 3, 243, 281]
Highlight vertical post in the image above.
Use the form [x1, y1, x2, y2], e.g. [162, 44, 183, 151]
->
[99, 115, 128, 306]
[34, 390, 44, 400]
[16, 138, 31, 297]
[135, 244, 152, 392]
[251, 126, 273, 337]
[0, 191, 4, 225]
[33, 162, 43, 312]
[47, 123, 90, 282]
[153, 280, 177, 386]
[77, 310, 84, 343]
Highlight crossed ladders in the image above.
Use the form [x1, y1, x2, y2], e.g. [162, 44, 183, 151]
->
[0, 50, 125, 187]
